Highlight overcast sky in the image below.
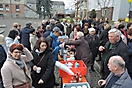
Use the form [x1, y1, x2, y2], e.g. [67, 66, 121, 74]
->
[51, 0, 76, 9]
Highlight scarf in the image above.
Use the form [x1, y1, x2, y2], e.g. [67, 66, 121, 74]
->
[9, 54, 25, 69]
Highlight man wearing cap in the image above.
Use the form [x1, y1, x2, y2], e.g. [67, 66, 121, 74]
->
[46, 27, 64, 86]
[46, 27, 63, 62]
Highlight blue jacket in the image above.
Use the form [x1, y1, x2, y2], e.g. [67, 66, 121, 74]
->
[47, 32, 61, 62]
[105, 69, 132, 88]
[20, 27, 31, 50]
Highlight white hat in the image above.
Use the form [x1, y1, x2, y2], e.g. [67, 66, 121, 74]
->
[0, 34, 4, 45]
[88, 28, 95, 32]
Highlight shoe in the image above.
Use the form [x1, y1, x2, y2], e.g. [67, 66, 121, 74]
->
[54, 82, 59, 86]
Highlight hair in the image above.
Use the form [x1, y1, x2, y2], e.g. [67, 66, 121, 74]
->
[46, 25, 51, 30]
[127, 22, 132, 29]
[10, 44, 23, 53]
[112, 56, 125, 69]
[84, 23, 89, 26]
[13, 23, 19, 28]
[104, 24, 111, 30]
[30, 28, 35, 34]
[108, 28, 121, 37]
[37, 26, 42, 30]
[127, 28, 132, 36]
[8, 30, 18, 40]
[118, 24, 125, 29]
[36, 37, 49, 51]
[77, 31, 84, 37]
[114, 21, 120, 29]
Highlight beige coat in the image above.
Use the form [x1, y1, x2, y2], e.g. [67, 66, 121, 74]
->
[1, 48, 33, 88]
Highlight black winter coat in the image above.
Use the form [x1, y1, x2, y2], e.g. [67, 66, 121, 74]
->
[30, 49, 55, 88]
[85, 34, 100, 58]
[101, 39, 129, 79]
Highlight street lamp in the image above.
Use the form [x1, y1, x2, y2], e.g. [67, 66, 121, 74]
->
[41, 6, 44, 18]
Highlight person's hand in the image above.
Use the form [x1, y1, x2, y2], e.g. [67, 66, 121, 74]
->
[98, 79, 106, 87]
[15, 36, 20, 39]
[59, 42, 65, 48]
[99, 46, 105, 51]
[38, 79, 44, 84]
[69, 39, 74, 41]
[33, 65, 37, 71]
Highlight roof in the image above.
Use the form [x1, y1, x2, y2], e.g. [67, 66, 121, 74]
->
[27, 0, 36, 3]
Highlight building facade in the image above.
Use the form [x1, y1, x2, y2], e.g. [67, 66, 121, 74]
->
[0, 0, 39, 18]
[75, 0, 130, 21]
[51, 1, 65, 18]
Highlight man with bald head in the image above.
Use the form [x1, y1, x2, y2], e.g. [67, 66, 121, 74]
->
[98, 56, 132, 88]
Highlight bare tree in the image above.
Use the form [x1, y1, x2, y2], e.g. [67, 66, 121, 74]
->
[97, 0, 113, 18]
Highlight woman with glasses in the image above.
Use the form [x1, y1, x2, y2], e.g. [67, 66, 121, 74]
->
[1, 44, 33, 88]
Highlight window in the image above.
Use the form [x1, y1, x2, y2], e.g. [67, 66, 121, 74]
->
[56, 5, 60, 8]
[16, 5, 20, 12]
[0, 4, 3, 11]
[5, 4, 9, 11]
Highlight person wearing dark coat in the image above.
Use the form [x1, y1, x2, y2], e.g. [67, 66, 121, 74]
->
[127, 28, 132, 79]
[30, 38, 55, 88]
[0, 34, 7, 88]
[99, 28, 129, 79]
[43, 25, 52, 38]
[20, 22, 31, 51]
[98, 56, 132, 88]
[65, 31, 93, 83]
[85, 28, 100, 71]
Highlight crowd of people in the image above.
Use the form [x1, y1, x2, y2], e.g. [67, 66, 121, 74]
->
[0, 17, 132, 88]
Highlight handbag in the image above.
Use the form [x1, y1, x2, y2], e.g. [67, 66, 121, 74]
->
[13, 82, 30, 88]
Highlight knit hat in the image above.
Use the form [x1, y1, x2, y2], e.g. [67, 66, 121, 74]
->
[0, 34, 4, 45]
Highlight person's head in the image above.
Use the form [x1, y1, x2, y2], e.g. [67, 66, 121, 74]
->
[118, 24, 125, 30]
[42, 20, 45, 24]
[108, 28, 121, 44]
[91, 22, 96, 28]
[113, 21, 120, 29]
[76, 32, 84, 39]
[46, 25, 51, 30]
[13, 23, 19, 29]
[26, 22, 32, 28]
[30, 28, 36, 35]
[69, 48, 76, 55]
[37, 26, 43, 32]
[52, 27, 62, 36]
[67, 19, 71, 23]
[63, 19, 66, 23]
[8, 30, 18, 40]
[107, 55, 125, 74]
[17, 24, 21, 31]
[84, 23, 89, 29]
[127, 28, 132, 39]
[104, 24, 111, 30]
[10, 44, 23, 59]
[127, 22, 132, 29]
[36, 37, 49, 52]
[88, 28, 95, 35]
[0, 34, 4, 45]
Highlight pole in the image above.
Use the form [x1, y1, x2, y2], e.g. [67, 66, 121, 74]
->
[80, 0, 82, 17]
[10, 0, 12, 18]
